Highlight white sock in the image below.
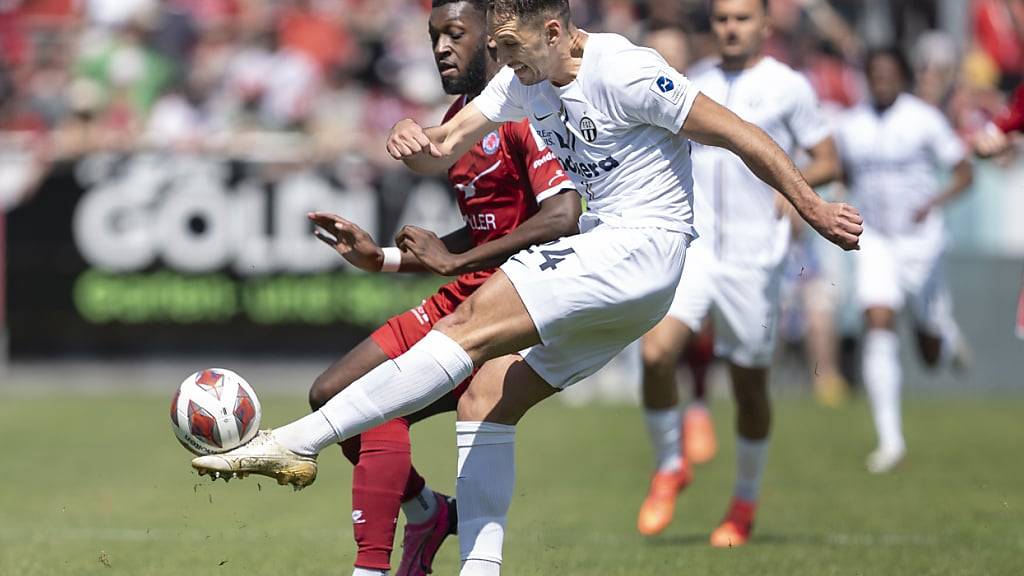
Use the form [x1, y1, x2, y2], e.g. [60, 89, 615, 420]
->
[401, 484, 438, 525]
[275, 331, 473, 455]
[457, 421, 515, 574]
[863, 329, 905, 453]
[352, 568, 388, 576]
[644, 408, 683, 472]
[734, 436, 769, 502]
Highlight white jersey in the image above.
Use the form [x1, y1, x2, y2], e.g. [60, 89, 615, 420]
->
[690, 57, 831, 265]
[474, 32, 700, 235]
[836, 93, 965, 238]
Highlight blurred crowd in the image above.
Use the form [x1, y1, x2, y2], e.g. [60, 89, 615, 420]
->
[1, 0, 1022, 177]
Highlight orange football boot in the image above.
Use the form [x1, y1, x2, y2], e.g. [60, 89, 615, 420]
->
[709, 498, 757, 547]
[683, 404, 717, 465]
[636, 464, 692, 536]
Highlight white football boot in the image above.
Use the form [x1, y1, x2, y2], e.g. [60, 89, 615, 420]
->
[865, 445, 905, 474]
[192, 430, 317, 490]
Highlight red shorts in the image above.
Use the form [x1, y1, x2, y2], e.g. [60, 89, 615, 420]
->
[370, 294, 472, 397]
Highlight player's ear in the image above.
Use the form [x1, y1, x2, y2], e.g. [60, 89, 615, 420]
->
[545, 18, 561, 46]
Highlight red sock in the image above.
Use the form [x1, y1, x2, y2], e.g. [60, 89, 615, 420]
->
[350, 418, 413, 571]
[686, 325, 715, 401]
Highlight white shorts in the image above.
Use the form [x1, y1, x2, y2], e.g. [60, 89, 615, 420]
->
[856, 226, 955, 337]
[666, 243, 785, 368]
[501, 224, 689, 389]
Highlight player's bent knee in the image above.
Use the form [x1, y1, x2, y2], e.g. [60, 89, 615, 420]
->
[457, 383, 503, 422]
[641, 337, 677, 373]
[308, 374, 332, 411]
[457, 356, 552, 425]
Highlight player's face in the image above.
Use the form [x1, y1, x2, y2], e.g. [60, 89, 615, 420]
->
[429, 2, 489, 95]
[710, 0, 769, 63]
[489, 14, 557, 85]
[867, 55, 905, 109]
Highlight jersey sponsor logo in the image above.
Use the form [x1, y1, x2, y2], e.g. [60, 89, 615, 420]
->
[531, 150, 557, 170]
[481, 130, 500, 154]
[557, 154, 620, 180]
[465, 212, 497, 231]
[411, 304, 429, 325]
[454, 159, 502, 199]
[546, 169, 566, 187]
[579, 117, 597, 142]
[650, 70, 684, 104]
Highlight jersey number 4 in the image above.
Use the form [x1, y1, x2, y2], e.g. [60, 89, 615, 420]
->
[515, 245, 576, 271]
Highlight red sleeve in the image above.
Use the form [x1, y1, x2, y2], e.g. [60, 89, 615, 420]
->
[503, 119, 576, 203]
[995, 85, 1024, 134]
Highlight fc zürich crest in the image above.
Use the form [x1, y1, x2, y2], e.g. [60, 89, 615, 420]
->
[579, 117, 597, 142]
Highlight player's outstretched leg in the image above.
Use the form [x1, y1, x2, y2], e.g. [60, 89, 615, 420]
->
[637, 316, 693, 536]
[191, 271, 541, 488]
[710, 364, 770, 548]
[311, 335, 458, 575]
[456, 355, 556, 576]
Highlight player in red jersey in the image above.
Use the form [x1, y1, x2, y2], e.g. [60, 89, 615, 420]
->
[304, 2, 578, 575]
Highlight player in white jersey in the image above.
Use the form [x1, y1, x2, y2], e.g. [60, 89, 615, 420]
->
[191, 1, 863, 572]
[836, 48, 973, 474]
[634, 0, 841, 546]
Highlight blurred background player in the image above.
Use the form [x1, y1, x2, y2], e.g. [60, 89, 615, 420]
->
[635, 0, 840, 545]
[306, 1, 578, 573]
[835, 47, 974, 475]
[642, 22, 720, 466]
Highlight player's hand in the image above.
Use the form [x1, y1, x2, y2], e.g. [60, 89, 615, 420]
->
[396, 225, 460, 276]
[810, 201, 863, 251]
[973, 125, 1010, 158]
[307, 212, 384, 272]
[386, 119, 442, 160]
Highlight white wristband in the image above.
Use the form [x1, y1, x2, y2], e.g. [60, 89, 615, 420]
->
[380, 247, 402, 272]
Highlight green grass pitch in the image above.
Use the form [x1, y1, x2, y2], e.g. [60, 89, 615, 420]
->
[1, 391, 1021, 575]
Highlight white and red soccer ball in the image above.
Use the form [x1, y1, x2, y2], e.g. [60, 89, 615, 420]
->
[171, 368, 261, 455]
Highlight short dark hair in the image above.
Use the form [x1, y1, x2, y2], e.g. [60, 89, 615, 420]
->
[706, 0, 770, 12]
[865, 46, 913, 83]
[432, 0, 488, 14]
[487, 0, 570, 26]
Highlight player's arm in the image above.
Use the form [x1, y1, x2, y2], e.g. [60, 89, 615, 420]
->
[308, 211, 472, 273]
[800, 137, 841, 188]
[912, 159, 973, 223]
[680, 93, 862, 250]
[386, 103, 501, 175]
[395, 190, 581, 276]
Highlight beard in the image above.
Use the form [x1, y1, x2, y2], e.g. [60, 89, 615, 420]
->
[440, 44, 488, 95]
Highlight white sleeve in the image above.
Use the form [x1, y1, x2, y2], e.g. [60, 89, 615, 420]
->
[473, 66, 527, 123]
[925, 109, 966, 168]
[787, 73, 831, 148]
[615, 50, 700, 133]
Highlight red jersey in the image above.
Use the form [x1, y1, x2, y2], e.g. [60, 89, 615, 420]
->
[995, 85, 1024, 134]
[429, 95, 575, 315]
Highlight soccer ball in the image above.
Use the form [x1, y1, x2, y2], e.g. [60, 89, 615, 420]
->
[171, 368, 262, 455]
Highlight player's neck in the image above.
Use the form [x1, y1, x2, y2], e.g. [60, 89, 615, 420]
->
[719, 53, 764, 73]
[549, 26, 587, 87]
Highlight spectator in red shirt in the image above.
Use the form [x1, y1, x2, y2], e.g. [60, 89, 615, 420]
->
[974, 83, 1024, 156]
